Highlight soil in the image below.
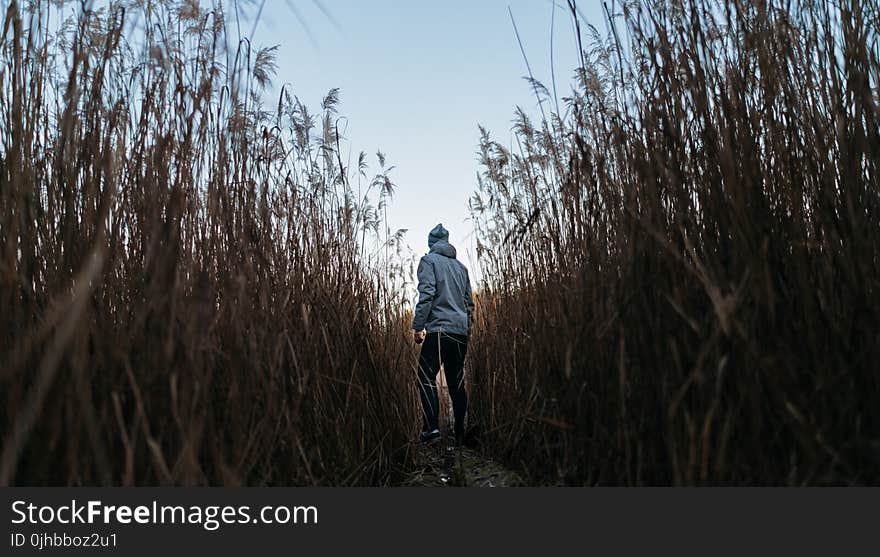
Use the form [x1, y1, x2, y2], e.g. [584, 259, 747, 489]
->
[402, 438, 523, 487]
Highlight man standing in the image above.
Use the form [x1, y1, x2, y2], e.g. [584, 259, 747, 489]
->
[413, 224, 474, 445]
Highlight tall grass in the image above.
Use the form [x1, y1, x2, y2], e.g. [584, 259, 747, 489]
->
[470, 0, 880, 485]
[0, 0, 417, 486]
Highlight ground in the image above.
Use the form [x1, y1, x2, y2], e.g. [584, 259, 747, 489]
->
[400, 382, 522, 487]
[402, 439, 523, 487]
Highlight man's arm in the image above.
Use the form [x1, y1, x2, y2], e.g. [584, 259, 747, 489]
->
[464, 269, 475, 332]
[412, 257, 435, 333]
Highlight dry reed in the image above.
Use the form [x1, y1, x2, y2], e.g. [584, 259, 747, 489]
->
[0, 0, 417, 486]
[469, 0, 880, 485]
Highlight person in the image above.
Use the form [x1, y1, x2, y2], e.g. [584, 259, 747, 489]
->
[412, 223, 474, 445]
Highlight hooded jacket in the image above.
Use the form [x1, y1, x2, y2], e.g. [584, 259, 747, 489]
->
[412, 235, 474, 336]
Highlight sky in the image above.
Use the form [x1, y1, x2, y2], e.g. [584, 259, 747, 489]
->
[247, 0, 606, 278]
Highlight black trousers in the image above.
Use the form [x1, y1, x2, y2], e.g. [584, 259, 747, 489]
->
[417, 332, 468, 436]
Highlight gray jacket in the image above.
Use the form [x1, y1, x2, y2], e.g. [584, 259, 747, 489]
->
[412, 240, 474, 336]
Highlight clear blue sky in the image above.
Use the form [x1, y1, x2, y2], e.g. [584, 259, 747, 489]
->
[249, 0, 606, 276]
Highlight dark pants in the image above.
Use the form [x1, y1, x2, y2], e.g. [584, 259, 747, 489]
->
[417, 332, 468, 436]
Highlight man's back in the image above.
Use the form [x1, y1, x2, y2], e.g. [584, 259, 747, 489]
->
[413, 239, 473, 336]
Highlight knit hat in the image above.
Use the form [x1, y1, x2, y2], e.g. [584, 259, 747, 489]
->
[428, 223, 449, 248]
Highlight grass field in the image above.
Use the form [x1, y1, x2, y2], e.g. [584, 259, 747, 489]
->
[468, 0, 880, 485]
[2, 0, 878, 486]
[0, 0, 416, 485]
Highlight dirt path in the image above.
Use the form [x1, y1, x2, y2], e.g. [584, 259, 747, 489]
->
[402, 439, 523, 487]
[400, 383, 521, 487]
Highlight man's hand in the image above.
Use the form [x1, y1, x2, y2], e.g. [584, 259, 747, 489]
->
[413, 329, 426, 344]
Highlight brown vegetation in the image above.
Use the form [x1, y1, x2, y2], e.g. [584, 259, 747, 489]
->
[469, 0, 880, 485]
[0, 0, 416, 486]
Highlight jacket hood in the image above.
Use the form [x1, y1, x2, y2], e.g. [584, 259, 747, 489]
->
[429, 240, 457, 259]
[428, 223, 449, 248]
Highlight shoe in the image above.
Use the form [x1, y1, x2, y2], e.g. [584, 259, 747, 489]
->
[419, 429, 441, 443]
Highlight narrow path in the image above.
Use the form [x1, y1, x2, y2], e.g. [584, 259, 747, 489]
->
[400, 383, 521, 486]
[402, 439, 522, 487]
